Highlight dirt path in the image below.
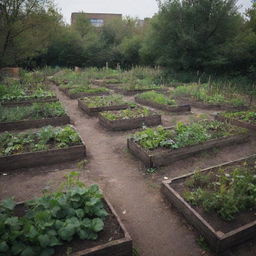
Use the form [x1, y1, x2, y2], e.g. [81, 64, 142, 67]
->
[1, 85, 256, 256]
[51, 86, 208, 256]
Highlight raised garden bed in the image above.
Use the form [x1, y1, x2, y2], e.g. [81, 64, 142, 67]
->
[78, 95, 129, 116]
[127, 121, 249, 167]
[176, 96, 248, 110]
[172, 84, 248, 110]
[0, 83, 56, 106]
[135, 92, 191, 113]
[0, 125, 85, 170]
[1, 181, 132, 256]
[98, 107, 161, 131]
[215, 111, 256, 131]
[0, 96, 58, 106]
[161, 154, 256, 252]
[0, 102, 70, 132]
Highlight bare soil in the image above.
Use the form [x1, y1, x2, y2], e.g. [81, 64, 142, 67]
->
[0, 83, 256, 256]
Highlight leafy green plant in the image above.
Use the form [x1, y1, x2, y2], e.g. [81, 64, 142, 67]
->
[196, 236, 209, 251]
[183, 161, 256, 221]
[146, 168, 157, 174]
[0, 125, 82, 156]
[0, 80, 54, 102]
[137, 91, 176, 106]
[221, 110, 256, 124]
[0, 172, 108, 256]
[131, 120, 247, 150]
[0, 102, 66, 122]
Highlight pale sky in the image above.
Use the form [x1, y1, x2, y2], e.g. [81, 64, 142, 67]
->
[55, 0, 253, 24]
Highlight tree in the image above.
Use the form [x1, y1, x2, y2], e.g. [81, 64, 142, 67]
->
[145, 0, 242, 71]
[0, 0, 61, 67]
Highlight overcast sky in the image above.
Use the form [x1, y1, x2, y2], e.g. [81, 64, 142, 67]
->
[56, 0, 253, 24]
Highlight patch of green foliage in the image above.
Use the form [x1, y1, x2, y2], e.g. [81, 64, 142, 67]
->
[0, 84, 54, 102]
[137, 91, 176, 106]
[101, 107, 152, 120]
[53, 70, 88, 86]
[146, 168, 157, 174]
[0, 102, 66, 122]
[0, 125, 82, 156]
[0, 172, 108, 256]
[222, 110, 256, 124]
[173, 84, 247, 107]
[131, 120, 247, 150]
[81, 94, 126, 108]
[183, 160, 256, 221]
[20, 71, 45, 84]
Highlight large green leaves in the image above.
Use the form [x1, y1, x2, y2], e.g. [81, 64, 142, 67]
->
[0, 181, 107, 256]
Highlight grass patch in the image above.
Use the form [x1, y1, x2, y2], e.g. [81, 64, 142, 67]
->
[137, 91, 176, 106]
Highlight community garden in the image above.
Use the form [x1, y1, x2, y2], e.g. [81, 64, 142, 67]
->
[0, 66, 256, 256]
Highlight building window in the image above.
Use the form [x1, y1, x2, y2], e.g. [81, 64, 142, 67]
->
[90, 19, 104, 27]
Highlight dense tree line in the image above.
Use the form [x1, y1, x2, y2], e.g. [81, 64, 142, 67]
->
[1, 0, 256, 82]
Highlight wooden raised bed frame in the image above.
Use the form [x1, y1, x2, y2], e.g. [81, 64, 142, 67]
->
[175, 96, 248, 111]
[0, 96, 58, 106]
[98, 113, 161, 131]
[0, 115, 70, 132]
[14, 197, 132, 256]
[215, 114, 256, 131]
[161, 154, 256, 253]
[127, 132, 249, 167]
[78, 99, 129, 116]
[135, 97, 191, 113]
[0, 127, 86, 171]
